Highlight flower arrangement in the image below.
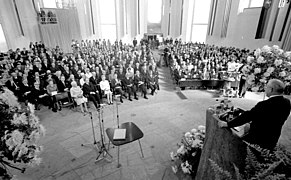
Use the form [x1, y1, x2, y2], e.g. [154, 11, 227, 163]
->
[243, 45, 291, 92]
[0, 86, 45, 179]
[170, 125, 206, 178]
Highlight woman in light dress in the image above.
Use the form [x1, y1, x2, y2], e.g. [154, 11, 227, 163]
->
[99, 75, 113, 104]
[70, 81, 88, 114]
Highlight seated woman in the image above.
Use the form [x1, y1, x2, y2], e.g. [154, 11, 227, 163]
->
[99, 75, 113, 105]
[46, 79, 60, 112]
[70, 81, 88, 115]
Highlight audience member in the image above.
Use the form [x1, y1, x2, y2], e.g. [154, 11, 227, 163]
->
[70, 81, 88, 115]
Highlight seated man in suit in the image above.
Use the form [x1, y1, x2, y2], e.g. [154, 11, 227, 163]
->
[134, 70, 148, 99]
[57, 75, 70, 92]
[29, 81, 48, 110]
[83, 78, 101, 109]
[124, 73, 138, 101]
[218, 79, 291, 150]
[111, 73, 125, 103]
[147, 70, 157, 96]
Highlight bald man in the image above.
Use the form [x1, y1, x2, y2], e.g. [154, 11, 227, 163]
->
[218, 79, 291, 150]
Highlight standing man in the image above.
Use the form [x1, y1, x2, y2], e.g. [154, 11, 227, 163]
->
[133, 37, 138, 47]
[218, 79, 291, 150]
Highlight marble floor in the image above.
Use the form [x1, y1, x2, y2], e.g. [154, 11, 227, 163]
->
[11, 55, 291, 180]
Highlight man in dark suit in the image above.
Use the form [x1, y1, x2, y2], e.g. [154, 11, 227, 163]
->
[124, 73, 138, 101]
[218, 79, 291, 150]
[83, 78, 101, 110]
[133, 38, 138, 47]
[111, 74, 125, 103]
[134, 70, 148, 99]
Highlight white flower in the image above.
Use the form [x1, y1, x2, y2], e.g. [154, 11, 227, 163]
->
[181, 162, 191, 174]
[27, 103, 35, 114]
[254, 68, 261, 74]
[279, 71, 286, 77]
[272, 45, 280, 50]
[247, 56, 254, 63]
[278, 49, 284, 55]
[29, 130, 40, 143]
[177, 145, 185, 155]
[284, 51, 291, 58]
[264, 72, 271, 77]
[261, 45, 272, 53]
[254, 48, 261, 57]
[251, 87, 259, 92]
[185, 132, 192, 138]
[172, 166, 178, 174]
[191, 128, 197, 134]
[274, 59, 283, 66]
[257, 56, 265, 63]
[170, 152, 176, 161]
[0, 88, 20, 108]
[198, 125, 205, 131]
[17, 143, 29, 158]
[192, 139, 203, 148]
[11, 130, 24, 145]
[12, 113, 28, 125]
[266, 67, 275, 73]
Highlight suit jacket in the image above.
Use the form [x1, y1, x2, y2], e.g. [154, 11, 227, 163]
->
[89, 76, 99, 86]
[57, 80, 69, 92]
[111, 78, 122, 89]
[134, 75, 146, 86]
[82, 82, 98, 96]
[228, 96, 291, 150]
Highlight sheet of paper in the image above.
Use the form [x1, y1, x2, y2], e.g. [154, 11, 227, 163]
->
[113, 129, 126, 140]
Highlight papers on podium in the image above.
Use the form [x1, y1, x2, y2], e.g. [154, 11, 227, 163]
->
[113, 129, 126, 140]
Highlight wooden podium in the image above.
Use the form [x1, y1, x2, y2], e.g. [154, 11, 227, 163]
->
[195, 109, 247, 180]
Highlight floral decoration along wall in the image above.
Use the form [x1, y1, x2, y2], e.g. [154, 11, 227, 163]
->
[243, 45, 291, 92]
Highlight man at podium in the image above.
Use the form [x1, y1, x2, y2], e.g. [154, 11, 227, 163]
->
[218, 79, 291, 150]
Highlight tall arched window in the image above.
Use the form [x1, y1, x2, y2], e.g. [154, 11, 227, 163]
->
[0, 24, 8, 51]
[147, 0, 162, 33]
[99, 0, 116, 41]
[191, 0, 211, 43]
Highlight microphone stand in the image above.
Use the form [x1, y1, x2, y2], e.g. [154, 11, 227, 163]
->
[95, 105, 112, 162]
[115, 94, 121, 128]
[114, 94, 122, 168]
[81, 112, 100, 157]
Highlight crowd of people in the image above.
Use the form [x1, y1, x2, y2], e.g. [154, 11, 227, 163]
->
[163, 40, 251, 97]
[0, 39, 160, 114]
